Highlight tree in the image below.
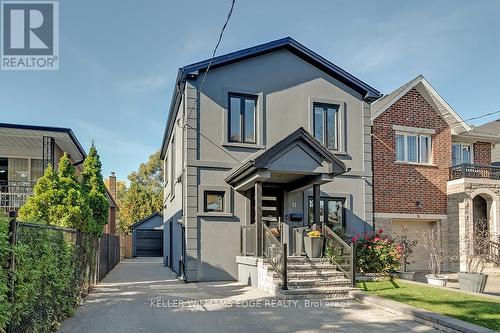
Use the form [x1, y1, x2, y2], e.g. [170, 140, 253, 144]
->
[81, 145, 109, 235]
[114, 151, 163, 234]
[19, 154, 89, 230]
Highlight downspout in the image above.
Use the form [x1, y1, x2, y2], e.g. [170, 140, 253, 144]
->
[180, 82, 188, 283]
[370, 125, 376, 235]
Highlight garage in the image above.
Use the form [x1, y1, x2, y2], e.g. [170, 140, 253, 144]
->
[391, 219, 434, 271]
[131, 212, 164, 257]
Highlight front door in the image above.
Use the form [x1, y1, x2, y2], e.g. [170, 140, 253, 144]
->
[262, 187, 284, 229]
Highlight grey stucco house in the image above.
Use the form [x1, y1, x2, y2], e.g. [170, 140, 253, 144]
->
[160, 37, 381, 286]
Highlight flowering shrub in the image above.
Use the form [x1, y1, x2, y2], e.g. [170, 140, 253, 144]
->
[307, 230, 322, 238]
[353, 229, 401, 273]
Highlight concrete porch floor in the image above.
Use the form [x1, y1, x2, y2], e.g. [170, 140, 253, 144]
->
[59, 258, 440, 333]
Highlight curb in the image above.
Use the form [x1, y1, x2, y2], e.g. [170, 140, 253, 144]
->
[351, 291, 497, 333]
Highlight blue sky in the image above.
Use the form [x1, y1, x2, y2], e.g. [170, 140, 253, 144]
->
[1, 0, 499, 180]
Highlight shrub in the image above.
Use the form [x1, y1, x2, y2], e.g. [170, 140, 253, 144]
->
[354, 229, 401, 273]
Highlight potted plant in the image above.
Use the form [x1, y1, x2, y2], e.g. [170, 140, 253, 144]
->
[458, 217, 489, 293]
[395, 225, 418, 280]
[304, 230, 324, 258]
[421, 225, 449, 286]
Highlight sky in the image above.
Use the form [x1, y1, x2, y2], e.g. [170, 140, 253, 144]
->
[1, 0, 500, 181]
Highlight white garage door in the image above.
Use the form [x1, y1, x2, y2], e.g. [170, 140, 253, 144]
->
[392, 220, 434, 271]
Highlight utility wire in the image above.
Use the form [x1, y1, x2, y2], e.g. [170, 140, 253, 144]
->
[464, 110, 500, 122]
[184, 0, 236, 123]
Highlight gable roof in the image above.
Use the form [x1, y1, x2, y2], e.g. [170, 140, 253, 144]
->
[160, 37, 382, 159]
[371, 75, 471, 134]
[225, 127, 346, 185]
[129, 212, 163, 230]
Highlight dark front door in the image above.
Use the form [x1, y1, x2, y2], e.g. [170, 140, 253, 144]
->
[262, 187, 284, 228]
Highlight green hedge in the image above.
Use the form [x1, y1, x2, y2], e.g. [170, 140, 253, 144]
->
[0, 215, 97, 332]
[0, 216, 11, 329]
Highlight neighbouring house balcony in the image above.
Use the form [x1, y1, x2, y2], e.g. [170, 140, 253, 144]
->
[0, 181, 35, 213]
[449, 163, 500, 181]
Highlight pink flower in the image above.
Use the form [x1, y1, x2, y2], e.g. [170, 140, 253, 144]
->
[378, 228, 384, 234]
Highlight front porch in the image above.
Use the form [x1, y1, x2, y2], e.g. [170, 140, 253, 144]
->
[226, 128, 356, 297]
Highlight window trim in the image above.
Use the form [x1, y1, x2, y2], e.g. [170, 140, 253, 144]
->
[313, 102, 339, 150]
[228, 93, 257, 144]
[308, 98, 345, 153]
[395, 131, 433, 165]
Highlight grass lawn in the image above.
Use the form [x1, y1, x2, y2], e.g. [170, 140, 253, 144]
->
[356, 280, 500, 331]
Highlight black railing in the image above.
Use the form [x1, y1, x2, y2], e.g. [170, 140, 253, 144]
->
[263, 224, 287, 290]
[449, 163, 500, 181]
[324, 225, 356, 287]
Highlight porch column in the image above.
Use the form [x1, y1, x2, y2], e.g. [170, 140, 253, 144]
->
[313, 184, 321, 231]
[255, 181, 263, 257]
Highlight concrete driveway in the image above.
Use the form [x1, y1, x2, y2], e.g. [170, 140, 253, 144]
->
[59, 258, 439, 333]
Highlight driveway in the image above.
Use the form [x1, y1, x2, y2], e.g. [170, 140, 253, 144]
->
[59, 258, 439, 333]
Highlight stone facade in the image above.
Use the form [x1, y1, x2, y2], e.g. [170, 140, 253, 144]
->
[447, 178, 500, 271]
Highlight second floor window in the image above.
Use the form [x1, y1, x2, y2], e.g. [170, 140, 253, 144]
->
[395, 133, 432, 164]
[452, 143, 472, 166]
[313, 103, 339, 150]
[229, 94, 256, 143]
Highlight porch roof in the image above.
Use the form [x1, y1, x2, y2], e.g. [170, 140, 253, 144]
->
[225, 127, 347, 191]
[0, 123, 86, 163]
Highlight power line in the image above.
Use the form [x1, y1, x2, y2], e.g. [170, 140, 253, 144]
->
[184, 0, 236, 123]
[464, 110, 500, 122]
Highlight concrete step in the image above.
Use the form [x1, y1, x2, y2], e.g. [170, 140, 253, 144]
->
[287, 263, 349, 271]
[287, 256, 331, 263]
[286, 278, 351, 288]
[270, 270, 346, 280]
[277, 286, 354, 300]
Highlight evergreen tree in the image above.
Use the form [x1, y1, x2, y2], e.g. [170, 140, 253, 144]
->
[81, 145, 109, 235]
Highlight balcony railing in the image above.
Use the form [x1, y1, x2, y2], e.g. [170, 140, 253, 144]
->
[449, 163, 500, 181]
[0, 182, 34, 213]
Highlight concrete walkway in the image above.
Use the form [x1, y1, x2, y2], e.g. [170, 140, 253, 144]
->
[59, 258, 439, 333]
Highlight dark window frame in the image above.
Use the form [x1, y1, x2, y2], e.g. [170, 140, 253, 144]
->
[307, 196, 346, 229]
[313, 102, 339, 150]
[204, 190, 225, 212]
[228, 93, 257, 144]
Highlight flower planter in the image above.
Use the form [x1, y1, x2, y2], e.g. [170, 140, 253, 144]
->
[426, 274, 449, 286]
[397, 271, 416, 281]
[304, 236, 324, 258]
[458, 272, 488, 293]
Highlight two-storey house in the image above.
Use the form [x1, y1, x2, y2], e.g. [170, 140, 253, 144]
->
[160, 37, 380, 287]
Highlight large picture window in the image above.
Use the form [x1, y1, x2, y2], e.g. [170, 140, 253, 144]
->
[313, 103, 339, 150]
[308, 197, 345, 230]
[228, 93, 256, 143]
[395, 132, 432, 164]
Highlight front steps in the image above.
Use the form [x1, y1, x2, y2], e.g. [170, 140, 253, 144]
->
[263, 256, 355, 300]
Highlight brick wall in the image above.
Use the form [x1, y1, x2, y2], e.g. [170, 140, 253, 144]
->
[473, 142, 491, 165]
[373, 88, 451, 215]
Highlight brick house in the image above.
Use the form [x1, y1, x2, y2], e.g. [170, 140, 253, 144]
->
[371, 76, 500, 271]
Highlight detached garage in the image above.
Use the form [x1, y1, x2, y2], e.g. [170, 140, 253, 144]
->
[131, 212, 164, 257]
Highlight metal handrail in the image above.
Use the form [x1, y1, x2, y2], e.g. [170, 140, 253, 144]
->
[263, 223, 287, 290]
[449, 163, 500, 181]
[324, 225, 355, 287]
[488, 238, 500, 265]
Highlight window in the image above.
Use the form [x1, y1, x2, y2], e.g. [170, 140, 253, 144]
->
[30, 159, 43, 182]
[313, 103, 339, 150]
[395, 133, 432, 164]
[228, 94, 256, 143]
[452, 143, 472, 166]
[204, 191, 224, 212]
[308, 197, 345, 229]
